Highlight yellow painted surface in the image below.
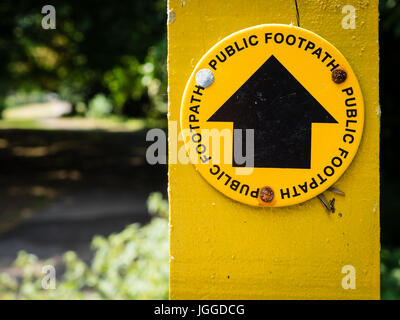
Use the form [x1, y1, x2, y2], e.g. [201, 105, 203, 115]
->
[169, 0, 379, 299]
[180, 24, 364, 207]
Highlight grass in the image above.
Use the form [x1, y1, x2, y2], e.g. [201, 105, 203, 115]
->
[0, 116, 166, 132]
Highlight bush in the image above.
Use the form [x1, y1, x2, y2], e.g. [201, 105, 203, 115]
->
[0, 192, 169, 300]
[381, 248, 400, 300]
[0, 1, 167, 118]
[86, 94, 113, 118]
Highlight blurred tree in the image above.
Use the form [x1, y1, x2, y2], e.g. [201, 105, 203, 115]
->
[0, 0, 166, 118]
[379, 0, 400, 246]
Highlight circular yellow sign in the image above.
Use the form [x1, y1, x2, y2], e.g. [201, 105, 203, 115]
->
[180, 24, 364, 207]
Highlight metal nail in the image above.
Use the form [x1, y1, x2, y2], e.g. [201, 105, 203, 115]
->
[260, 186, 274, 202]
[329, 198, 336, 213]
[329, 186, 345, 196]
[196, 69, 214, 87]
[332, 68, 347, 84]
[317, 194, 330, 212]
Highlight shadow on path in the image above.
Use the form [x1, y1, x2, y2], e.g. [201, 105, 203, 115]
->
[0, 128, 167, 270]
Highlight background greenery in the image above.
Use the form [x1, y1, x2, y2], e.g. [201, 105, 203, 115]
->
[0, 0, 399, 300]
[0, 0, 167, 120]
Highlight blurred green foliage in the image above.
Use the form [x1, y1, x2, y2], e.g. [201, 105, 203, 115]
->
[380, 0, 400, 247]
[0, 0, 167, 119]
[147, 191, 169, 219]
[87, 94, 113, 118]
[381, 248, 400, 299]
[0, 192, 169, 300]
[380, 0, 400, 36]
[3, 91, 56, 109]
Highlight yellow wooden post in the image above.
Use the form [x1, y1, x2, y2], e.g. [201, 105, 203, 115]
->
[168, 0, 379, 299]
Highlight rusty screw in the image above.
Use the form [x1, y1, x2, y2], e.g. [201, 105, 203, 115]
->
[260, 186, 274, 203]
[332, 68, 347, 84]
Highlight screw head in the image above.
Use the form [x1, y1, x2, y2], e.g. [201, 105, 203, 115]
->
[196, 69, 214, 87]
[260, 186, 274, 203]
[332, 69, 347, 84]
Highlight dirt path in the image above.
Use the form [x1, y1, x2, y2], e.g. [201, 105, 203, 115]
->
[0, 128, 167, 270]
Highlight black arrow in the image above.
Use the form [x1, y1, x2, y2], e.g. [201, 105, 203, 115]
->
[207, 55, 338, 169]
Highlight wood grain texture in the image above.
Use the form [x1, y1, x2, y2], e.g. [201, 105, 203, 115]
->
[168, 0, 379, 299]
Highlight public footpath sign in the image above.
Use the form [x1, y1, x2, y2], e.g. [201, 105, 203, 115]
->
[169, 0, 379, 299]
[180, 24, 364, 207]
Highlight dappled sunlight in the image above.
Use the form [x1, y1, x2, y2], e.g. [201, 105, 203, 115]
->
[0, 139, 8, 149]
[45, 170, 82, 181]
[12, 141, 81, 158]
[2, 101, 71, 120]
[7, 185, 59, 198]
